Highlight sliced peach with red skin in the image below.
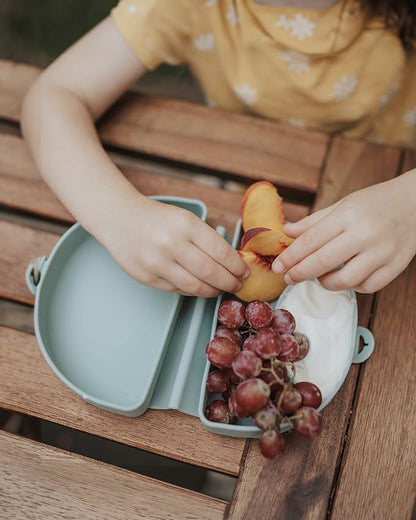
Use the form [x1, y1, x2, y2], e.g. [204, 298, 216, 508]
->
[241, 181, 285, 233]
[234, 181, 294, 302]
[241, 228, 293, 255]
[234, 251, 287, 302]
[240, 227, 270, 249]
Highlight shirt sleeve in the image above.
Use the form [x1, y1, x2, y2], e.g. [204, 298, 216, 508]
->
[111, 0, 192, 70]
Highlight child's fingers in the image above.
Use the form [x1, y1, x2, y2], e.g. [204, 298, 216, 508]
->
[317, 252, 382, 292]
[192, 226, 249, 279]
[284, 203, 339, 238]
[164, 262, 221, 298]
[148, 277, 181, 293]
[282, 233, 358, 284]
[272, 215, 343, 275]
[351, 253, 410, 294]
[176, 243, 242, 294]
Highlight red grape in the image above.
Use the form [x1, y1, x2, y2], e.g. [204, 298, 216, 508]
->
[225, 367, 242, 385]
[232, 350, 262, 380]
[280, 387, 302, 415]
[242, 335, 257, 353]
[218, 299, 246, 328]
[235, 378, 270, 413]
[293, 406, 323, 438]
[277, 334, 299, 362]
[222, 383, 236, 403]
[206, 369, 229, 394]
[205, 400, 233, 423]
[215, 326, 241, 345]
[271, 308, 296, 334]
[294, 382, 322, 409]
[253, 402, 278, 431]
[294, 332, 310, 360]
[259, 370, 283, 397]
[206, 337, 241, 368]
[259, 429, 285, 459]
[245, 301, 273, 329]
[254, 327, 281, 359]
[265, 360, 289, 382]
[228, 390, 251, 418]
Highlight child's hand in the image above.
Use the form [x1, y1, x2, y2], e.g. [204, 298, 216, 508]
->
[272, 170, 416, 293]
[104, 196, 249, 297]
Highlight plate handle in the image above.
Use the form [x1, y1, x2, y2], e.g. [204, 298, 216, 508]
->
[25, 256, 47, 295]
[353, 326, 375, 363]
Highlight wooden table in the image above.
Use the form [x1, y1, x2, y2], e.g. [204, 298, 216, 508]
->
[0, 59, 415, 520]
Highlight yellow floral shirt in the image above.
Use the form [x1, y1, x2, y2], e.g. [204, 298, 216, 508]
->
[112, 0, 416, 149]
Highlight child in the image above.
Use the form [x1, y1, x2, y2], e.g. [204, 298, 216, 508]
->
[21, 0, 416, 297]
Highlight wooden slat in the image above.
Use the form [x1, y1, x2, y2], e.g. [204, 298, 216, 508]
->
[401, 149, 416, 173]
[0, 430, 227, 520]
[99, 92, 327, 193]
[0, 133, 309, 236]
[0, 326, 244, 475]
[330, 262, 416, 519]
[0, 221, 58, 305]
[0, 59, 327, 194]
[227, 137, 402, 519]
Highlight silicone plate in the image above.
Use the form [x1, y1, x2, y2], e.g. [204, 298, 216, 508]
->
[28, 197, 208, 417]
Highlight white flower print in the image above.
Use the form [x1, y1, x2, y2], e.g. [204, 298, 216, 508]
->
[379, 83, 399, 108]
[233, 84, 258, 106]
[288, 118, 305, 128]
[333, 75, 358, 101]
[403, 105, 416, 127]
[282, 50, 310, 74]
[205, 0, 217, 5]
[194, 34, 215, 51]
[127, 3, 137, 14]
[275, 15, 291, 31]
[276, 14, 316, 40]
[226, 5, 239, 26]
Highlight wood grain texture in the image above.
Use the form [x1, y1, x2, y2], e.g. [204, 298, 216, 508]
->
[401, 150, 416, 173]
[0, 220, 58, 304]
[0, 326, 244, 475]
[227, 137, 402, 520]
[0, 59, 327, 194]
[330, 260, 416, 520]
[0, 430, 227, 520]
[99, 92, 327, 193]
[0, 134, 309, 237]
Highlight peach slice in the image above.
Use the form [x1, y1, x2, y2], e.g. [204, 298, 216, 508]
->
[234, 251, 287, 303]
[241, 181, 285, 233]
[233, 181, 294, 302]
[241, 228, 293, 255]
[240, 227, 271, 249]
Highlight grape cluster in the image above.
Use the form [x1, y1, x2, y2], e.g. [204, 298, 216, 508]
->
[205, 298, 323, 460]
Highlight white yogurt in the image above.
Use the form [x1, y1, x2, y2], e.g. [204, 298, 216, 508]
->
[276, 280, 356, 403]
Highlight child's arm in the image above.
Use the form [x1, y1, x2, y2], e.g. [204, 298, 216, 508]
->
[272, 170, 416, 293]
[21, 17, 249, 297]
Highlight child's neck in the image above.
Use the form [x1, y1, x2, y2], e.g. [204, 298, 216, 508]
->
[253, 0, 341, 7]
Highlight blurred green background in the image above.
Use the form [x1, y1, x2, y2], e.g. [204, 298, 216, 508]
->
[0, 0, 203, 101]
